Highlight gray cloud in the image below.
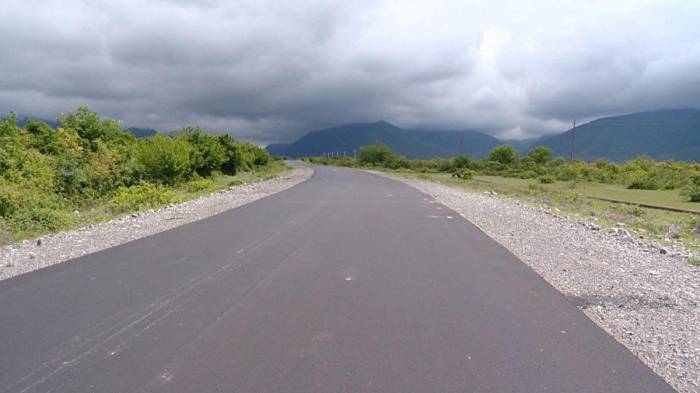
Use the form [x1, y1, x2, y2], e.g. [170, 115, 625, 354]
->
[1, 0, 699, 144]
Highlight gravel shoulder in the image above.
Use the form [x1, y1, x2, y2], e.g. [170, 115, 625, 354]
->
[373, 171, 698, 393]
[0, 164, 313, 282]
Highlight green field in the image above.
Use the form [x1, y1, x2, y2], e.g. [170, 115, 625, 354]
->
[471, 176, 700, 213]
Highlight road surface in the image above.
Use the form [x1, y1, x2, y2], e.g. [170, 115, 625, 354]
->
[0, 166, 673, 392]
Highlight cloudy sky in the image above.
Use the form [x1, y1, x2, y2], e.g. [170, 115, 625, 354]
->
[1, 0, 699, 143]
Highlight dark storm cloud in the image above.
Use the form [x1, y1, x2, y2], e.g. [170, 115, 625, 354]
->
[1, 0, 699, 144]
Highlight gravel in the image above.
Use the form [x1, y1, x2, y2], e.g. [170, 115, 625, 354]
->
[377, 172, 699, 393]
[0, 164, 313, 282]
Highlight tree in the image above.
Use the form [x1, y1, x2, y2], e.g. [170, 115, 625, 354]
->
[135, 135, 192, 185]
[488, 145, 519, 166]
[525, 146, 552, 165]
[217, 134, 242, 175]
[172, 126, 226, 176]
[59, 107, 122, 149]
[358, 144, 395, 166]
[453, 156, 472, 169]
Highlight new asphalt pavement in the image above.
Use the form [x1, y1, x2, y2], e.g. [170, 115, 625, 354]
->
[0, 165, 674, 392]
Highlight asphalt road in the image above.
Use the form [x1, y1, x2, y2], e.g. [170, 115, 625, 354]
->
[0, 166, 673, 393]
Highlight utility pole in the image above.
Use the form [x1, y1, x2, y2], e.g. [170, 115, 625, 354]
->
[570, 119, 576, 161]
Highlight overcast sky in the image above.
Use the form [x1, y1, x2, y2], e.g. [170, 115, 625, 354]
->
[1, 0, 699, 143]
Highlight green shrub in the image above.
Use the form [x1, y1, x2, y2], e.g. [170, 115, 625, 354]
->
[358, 144, 396, 166]
[135, 135, 192, 185]
[173, 127, 226, 176]
[628, 179, 659, 190]
[681, 175, 700, 202]
[488, 145, 519, 166]
[108, 183, 179, 213]
[453, 156, 472, 169]
[538, 175, 555, 184]
[186, 178, 214, 193]
[452, 169, 474, 179]
[525, 146, 552, 165]
[13, 208, 77, 233]
[0, 182, 20, 217]
[59, 106, 123, 149]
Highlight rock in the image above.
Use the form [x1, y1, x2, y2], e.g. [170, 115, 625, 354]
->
[36, 238, 42, 246]
[28, 252, 36, 259]
[660, 248, 668, 255]
[666, 224, 683, 240]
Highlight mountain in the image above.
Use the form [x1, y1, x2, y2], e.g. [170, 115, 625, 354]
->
[126, 127, 157, 138]
[533, 109, 700, 162]
[267, 121, 502, 159]
[16, 116, 59, 129]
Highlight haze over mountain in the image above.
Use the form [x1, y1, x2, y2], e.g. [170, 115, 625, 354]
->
[269, 109, 700, 162]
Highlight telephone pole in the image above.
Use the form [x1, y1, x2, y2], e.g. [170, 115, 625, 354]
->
[570, 119, 576, 161]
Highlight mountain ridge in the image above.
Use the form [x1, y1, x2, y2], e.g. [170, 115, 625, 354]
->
[267, 121, 502, 159]
[269, 109, 700, 162]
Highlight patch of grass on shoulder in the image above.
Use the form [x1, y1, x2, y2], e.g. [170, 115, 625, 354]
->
[108, 183, 180, 214]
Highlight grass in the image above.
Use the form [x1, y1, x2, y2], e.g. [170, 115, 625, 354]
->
[0, 161, 291, 247]
[690, 258, 700, 266]
[380, 169, 700, 260]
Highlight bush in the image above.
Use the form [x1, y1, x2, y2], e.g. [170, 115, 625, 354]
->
[452, 169, 474, 179]
[453, 156, 472, 169]
[681, 176, 700, 202]
[59, 106, 123, 149]
[173, 127, 226, 177]
[538, 175, 555, 184]
[488, 145, 519, 166]
[186, 178, 214, 193]
[525, 146, 552, 165]
[217, 134, 242, 175]
[627, 179, 659, 190]
[108, 183, 179, 213]
[358, 144, 395, 166]
[135, 135, 192, 185]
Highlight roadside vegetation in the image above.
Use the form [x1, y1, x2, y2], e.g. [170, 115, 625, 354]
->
[0, 107, 284, 246]
[304, 144, 700, 258]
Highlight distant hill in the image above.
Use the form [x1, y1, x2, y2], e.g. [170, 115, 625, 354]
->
[532, 109, 700, 162]
[266, 121, 502, 159]
[16, 116, 59, 129]
[126, 127, 157, 138]
[268, 109, 698, 162]
[13, 115, 157, 139]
